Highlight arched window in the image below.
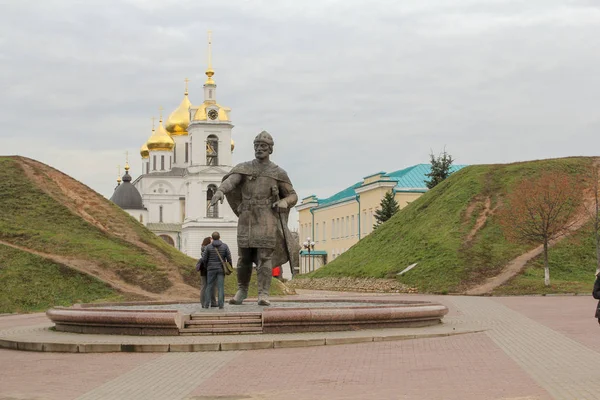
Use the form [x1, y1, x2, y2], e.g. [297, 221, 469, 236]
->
[206, 135, 218, 166]
[207, 184, 219, 218]
[159, 235, 174, 246]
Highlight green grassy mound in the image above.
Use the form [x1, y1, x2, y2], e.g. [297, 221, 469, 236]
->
[0, 156, 287, 312]
[308, 157, 596, 294]
[0, 245, 122, 313]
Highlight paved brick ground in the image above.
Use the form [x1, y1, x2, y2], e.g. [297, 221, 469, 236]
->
[0, 350, 160, 400]
[1, 294, 600, 399]
[194, 333, 550, 400]
[497, 296, 600, 353]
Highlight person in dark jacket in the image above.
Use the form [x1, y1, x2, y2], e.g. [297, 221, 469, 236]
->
[593, 272, 600, 325]
[200, 232, 232, 309]
[199, 237, 218, 307]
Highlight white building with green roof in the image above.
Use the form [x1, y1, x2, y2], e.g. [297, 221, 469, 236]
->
[296, 163, 465, 273]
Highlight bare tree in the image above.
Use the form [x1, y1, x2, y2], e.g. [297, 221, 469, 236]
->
[498, 171, 583, 286]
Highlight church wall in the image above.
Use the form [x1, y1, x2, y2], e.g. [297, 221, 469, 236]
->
[182, 224, 238, 265]
[188, 123, 233, 168]
[172, 136, 189, 168]
[148, 150, 173, 173]
[125, 209, 148, 225]
[145, 196, 182, 223]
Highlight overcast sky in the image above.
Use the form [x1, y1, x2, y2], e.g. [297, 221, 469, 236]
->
[3, 0, 600, 227]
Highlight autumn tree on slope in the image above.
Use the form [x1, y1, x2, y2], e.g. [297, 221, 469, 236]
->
[425, 149, 454, 189]
[498, 172, 583, 286]
[374, 190, 400, 229]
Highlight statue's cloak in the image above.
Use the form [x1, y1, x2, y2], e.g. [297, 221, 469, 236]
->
[223, 160, 300, 274]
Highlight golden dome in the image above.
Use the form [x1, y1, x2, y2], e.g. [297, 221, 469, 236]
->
[165, 82, 192, 136]
[140, 142, 149, 159]
[146, 119, 174, 151]
[205, 68, 215, 85]
[231, 139, 235, 152]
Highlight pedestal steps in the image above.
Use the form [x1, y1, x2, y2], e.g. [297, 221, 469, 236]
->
[180, 312, 263, 335]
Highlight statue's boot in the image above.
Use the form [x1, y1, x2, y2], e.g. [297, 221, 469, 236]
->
[257, 265, 273, 306]
[229, 263, 251, 305]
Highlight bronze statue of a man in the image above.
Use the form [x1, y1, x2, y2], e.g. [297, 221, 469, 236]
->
[210, 131, 298, 306]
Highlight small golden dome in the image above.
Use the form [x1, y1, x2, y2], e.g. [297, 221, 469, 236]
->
[166, 83, 192, 136]
[146, 120, 174, 151]
[140, 142, 149, 159]
[231, 139, 235, 152]
[205, 68, 215, 85]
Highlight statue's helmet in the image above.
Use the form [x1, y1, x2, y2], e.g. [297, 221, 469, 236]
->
[254, 131, 274, 146]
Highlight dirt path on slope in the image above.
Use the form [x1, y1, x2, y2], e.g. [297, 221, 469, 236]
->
[15, 157, 198, 300]
[466, 206, 592, 296]
[465, 196, 494, 243]
[0, 240, 162, 300]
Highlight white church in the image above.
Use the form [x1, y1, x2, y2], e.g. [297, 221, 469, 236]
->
[110, 37, 239, 263]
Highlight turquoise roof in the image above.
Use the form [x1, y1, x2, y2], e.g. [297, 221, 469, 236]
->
[386, 164, 466, 191]
[363, 171, 387, 179]
[300, 250, 328, 256]
[311, 164, 467, 210]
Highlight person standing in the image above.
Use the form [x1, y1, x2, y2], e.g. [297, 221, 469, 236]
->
[200, 231, 232, 309]
[199, 236, 217, 307]
[593, 272, 600, 325]
[210, 131, 298, 306]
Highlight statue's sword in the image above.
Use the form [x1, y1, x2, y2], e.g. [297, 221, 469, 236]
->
[272, 186, 295, 277]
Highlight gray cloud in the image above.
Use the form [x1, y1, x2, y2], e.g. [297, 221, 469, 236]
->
[2, 0, 600, 227]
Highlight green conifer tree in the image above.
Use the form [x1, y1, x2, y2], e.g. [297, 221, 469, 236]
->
[425, 149, 454, 189]
[373, 190, 400, 229]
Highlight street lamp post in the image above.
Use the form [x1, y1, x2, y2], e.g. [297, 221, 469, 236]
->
[302, 237, 315, 273]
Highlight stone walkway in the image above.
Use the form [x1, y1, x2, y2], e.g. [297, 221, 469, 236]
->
[1, 293, 599, 399]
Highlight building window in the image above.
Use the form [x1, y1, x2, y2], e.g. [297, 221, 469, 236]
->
[363, 211, 367, 234]
[331, 219, 335, 239]
[207, 184, 219, 218]
[180, 197, 185, 222]
[346, 216, 350, 237]
[146, 162, 149, 174]
[139, 214, 143, 223]
[173, 145, 176, 163]
[185, 143, 189, 163]
[153, 156, 157, 171]
[161, 155, 165, 170]
[351, 215, 355, 236]
[159, 205, 163, 223]
[315, 223, 319, 242]
[336, 218, 340, 239]
[206, 135, 218, 165]
[368, 209, 373, 233]
[169, 156, 172, 169]
[159, 234, 174, 246]
[323, 221, 326, 242]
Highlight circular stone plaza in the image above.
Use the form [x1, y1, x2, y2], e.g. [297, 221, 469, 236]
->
[2, 291, 600, 399]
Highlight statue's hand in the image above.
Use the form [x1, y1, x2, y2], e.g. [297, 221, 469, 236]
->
[272, 199, 288, 210]
[211, 190, 225, 205]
